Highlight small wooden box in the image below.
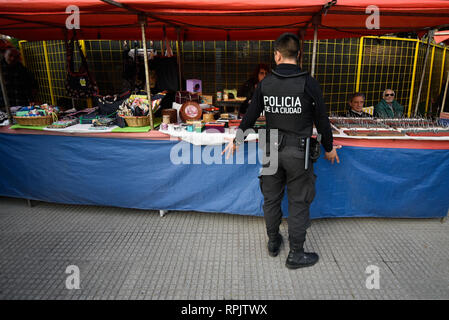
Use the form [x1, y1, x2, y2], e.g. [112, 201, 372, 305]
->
[228, 119, 242, 128]
[201, 95, 214, 105]
[205, 122, 225, 133]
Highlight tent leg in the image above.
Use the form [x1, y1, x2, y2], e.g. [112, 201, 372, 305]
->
[311, 23, 318, 78]
[159, 210, 168, 217]
[414, 31, 433, 117]
[140, 15, 154, 129]
[26, 199, 33, 208]
[176, 28, 182, 91]
[0, 59, 12, 123]
[441, 209, 448, 224]
[439, 71, 449, 116]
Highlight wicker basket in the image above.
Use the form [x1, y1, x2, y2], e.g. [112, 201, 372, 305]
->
[123, 115, 150, 127]
[14, 115, 53, 126]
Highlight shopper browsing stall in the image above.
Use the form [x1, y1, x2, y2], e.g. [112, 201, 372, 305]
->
[223, 33, 340, 269]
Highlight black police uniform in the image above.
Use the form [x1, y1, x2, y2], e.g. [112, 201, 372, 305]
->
[235, 63, 333, 251]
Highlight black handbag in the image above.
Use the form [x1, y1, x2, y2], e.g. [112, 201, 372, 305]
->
[95, 90, 131, 115]
[65, 35, 99, 98]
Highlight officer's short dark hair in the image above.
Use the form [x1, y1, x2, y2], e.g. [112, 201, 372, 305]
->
[274, 33, 300, 60]
[349, 92, 366, 102]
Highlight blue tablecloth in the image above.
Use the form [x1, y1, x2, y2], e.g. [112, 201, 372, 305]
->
[1, 133, 448, 218]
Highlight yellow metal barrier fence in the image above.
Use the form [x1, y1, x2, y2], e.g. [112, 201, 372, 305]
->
[17, 37, 447, 116]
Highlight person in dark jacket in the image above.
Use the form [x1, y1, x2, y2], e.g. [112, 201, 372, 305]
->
[223, 33, 340, 269]
[374, 89, 404, 118]
[346, 92, 371, 117]
[237, 63, 270, 116]
[0, 48, 37, 109]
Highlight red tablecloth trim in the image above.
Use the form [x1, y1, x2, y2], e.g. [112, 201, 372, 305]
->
[334, 137, 449, 150]
[2, 126, 449, 149]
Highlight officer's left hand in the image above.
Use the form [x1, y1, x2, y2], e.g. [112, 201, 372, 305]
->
[221, 137, 239, 160]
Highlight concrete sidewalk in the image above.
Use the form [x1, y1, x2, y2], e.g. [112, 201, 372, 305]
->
[0, 196, 448, 300]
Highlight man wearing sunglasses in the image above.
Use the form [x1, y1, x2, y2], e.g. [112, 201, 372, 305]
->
[374, 89, 404, 118]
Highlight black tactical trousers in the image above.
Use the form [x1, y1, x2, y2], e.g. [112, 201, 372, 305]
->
[259, 146, 316, 250]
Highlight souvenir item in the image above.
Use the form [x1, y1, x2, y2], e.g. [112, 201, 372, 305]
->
[180, 101, 202, 122]
[203, 113, 215, 123]
[186, 79, 202, 93]
[162, 108, 177, 123]
[163, 115, 171, 124]
[47, 119, 78, 129]
[205, 122, 225, 133]
[175, 91, 200, 104]
[96, 91, 131, 115]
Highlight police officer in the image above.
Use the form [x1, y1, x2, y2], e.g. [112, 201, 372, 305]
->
[223, 33, 340, 269]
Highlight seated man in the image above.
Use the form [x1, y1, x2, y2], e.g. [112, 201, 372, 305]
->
[374, 89, 404, 118]
[346, 92, 371, 117]
[238, 63, 270, 116]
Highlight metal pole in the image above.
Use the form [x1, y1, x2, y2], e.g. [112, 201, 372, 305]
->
[311, 23, 318, 78]
[79, 40, 92, 108]
[414, 31, 434, 116]
[439, 48, 447, 94]
[140, 15, 153, 129]
[355, 37, 364, 92]
[425, 46, 435, 115]
[43, 41, 56, 105]
[0, 61, 12, 123]
[408, 40, 420, 117]
[18, 40, 26, 66]
[176, 27, 182, 91]
[439, 71, 449, 116]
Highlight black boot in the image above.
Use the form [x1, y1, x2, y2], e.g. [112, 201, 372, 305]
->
[285, 248, 319, 269]
[267, 233, 283, 257]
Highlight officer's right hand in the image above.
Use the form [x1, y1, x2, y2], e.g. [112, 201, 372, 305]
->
[324, 146, 341, 164]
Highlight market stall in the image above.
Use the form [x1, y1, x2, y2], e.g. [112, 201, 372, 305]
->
[1, 125, 448, 218]
[2, 1, 449, 41]
[1, 1, 449, 219]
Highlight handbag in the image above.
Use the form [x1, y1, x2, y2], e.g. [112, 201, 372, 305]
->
[65, 34, 99, 98]
[96, 90, 131, 115]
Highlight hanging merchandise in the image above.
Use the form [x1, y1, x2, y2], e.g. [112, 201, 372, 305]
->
[149, 56, 180, 93]
[122, 41, 158, 92]
[65, 33, 99, 98]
